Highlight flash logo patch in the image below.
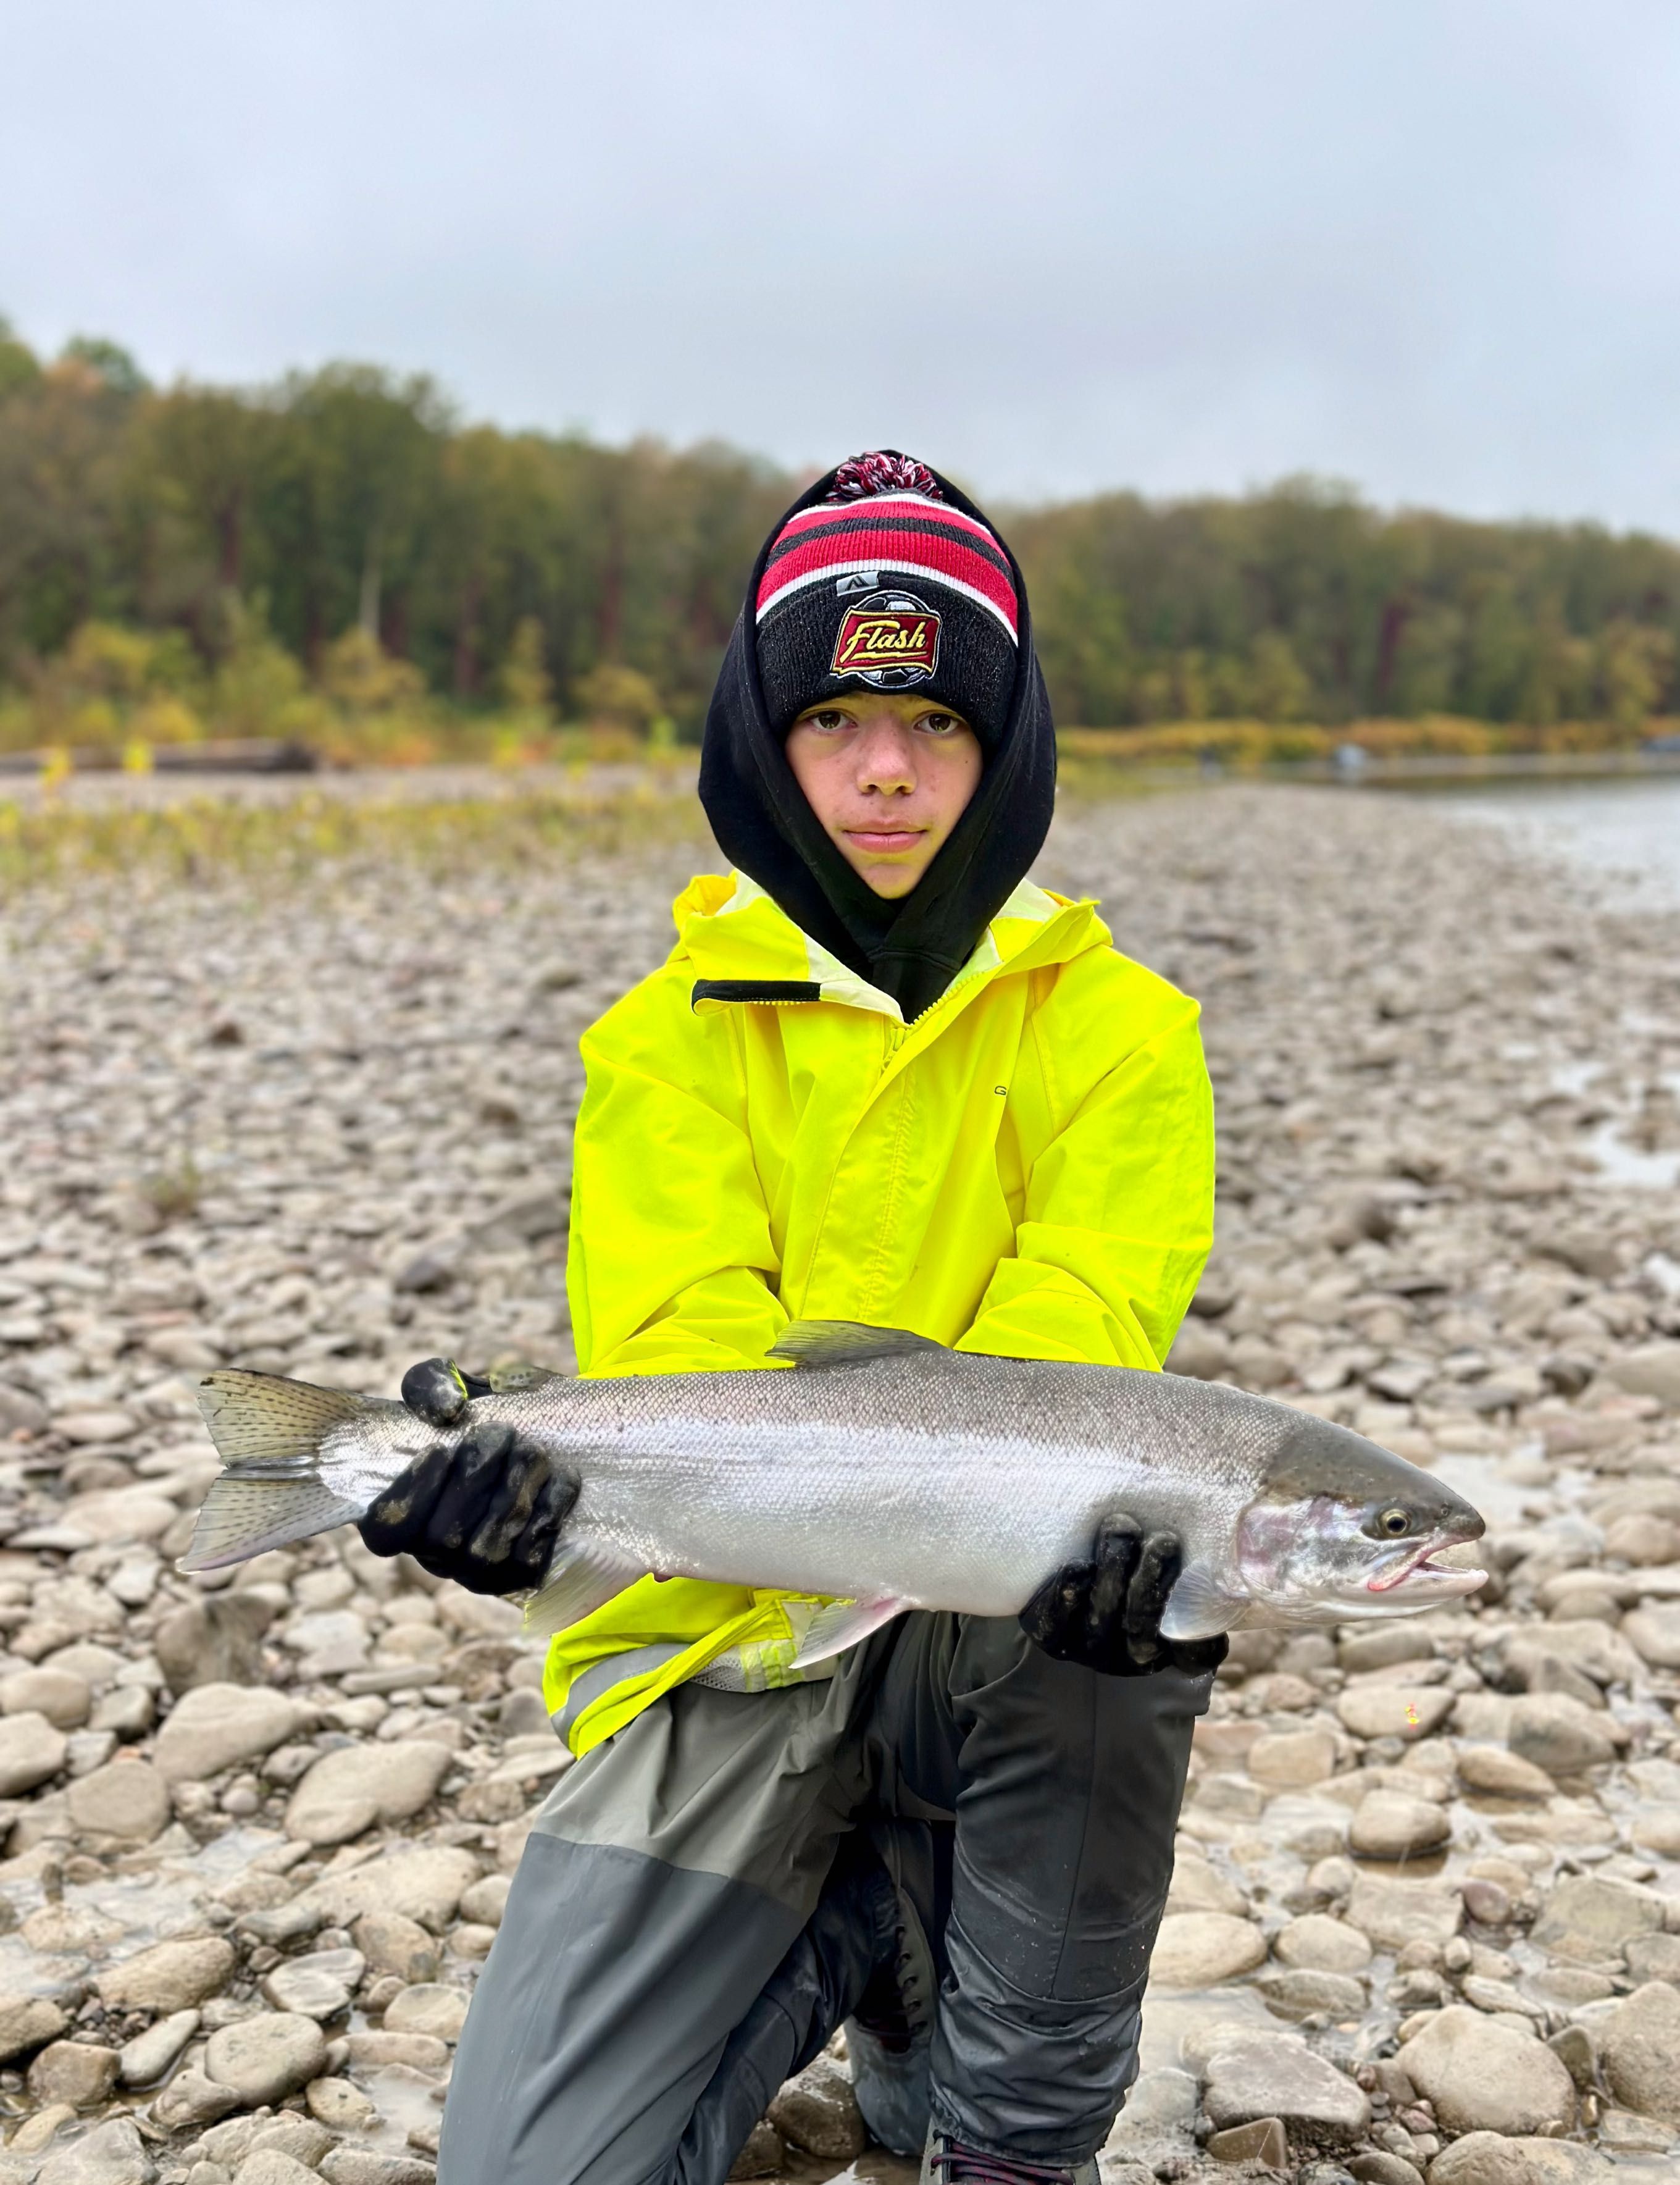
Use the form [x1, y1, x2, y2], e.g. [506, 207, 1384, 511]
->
[829, 589, 942, 689]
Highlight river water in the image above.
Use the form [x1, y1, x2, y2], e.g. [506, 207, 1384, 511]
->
[1411, 775, 1680, 904]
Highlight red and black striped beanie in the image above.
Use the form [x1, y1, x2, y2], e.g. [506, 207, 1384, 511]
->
[754, 451, 1019, 749]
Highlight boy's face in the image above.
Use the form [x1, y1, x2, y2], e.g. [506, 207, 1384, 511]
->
[785, 694, 982, 899]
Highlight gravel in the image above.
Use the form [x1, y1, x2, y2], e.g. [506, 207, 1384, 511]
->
[1, 785, 1677, 2181]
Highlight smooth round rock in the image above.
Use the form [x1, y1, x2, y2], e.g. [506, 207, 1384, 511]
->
[1507, 1694, 1619, 1774]
[27, 2039, 120, 2109]
[458, 1873, 511, 1926]
[1256, 1967, 1369, 2021]
[1346, 1873, 1462, 1950]
[67, 1757, 170, 1842]
[1532, 1876, 1666, 1966]
[1335, 1686, 1455, 1742]
[96, 1936, 236, 2014]
[1248, 1727, 1337, 1788]
[0, 1994, 70, 2063]
[1275, 1913, 1373, 1974]
[118, 2010, 199, 2088]
[1629, 1806, 1680, 1858]
[232, 2151, 319, 2185]
[204, 2012, 328, 2106]
[1455, 1744, 1557, 1800]
[352, 1910, 440, 1983]
[380, 1982, 469, 2040]
[1202, 2030, 1371, 2135]
[261, 1961, 354, 2021]
[284, 1738, 453, 1847]
[1426, 2133, 1612, 2184]
[33, 2116, 157, 2185]
[1148, 1912, 1268, 1989]
[1596, 1979, 1680, 2126]
[305, 2076, 378, 2130]
[1, 1668, 92, 1729]
[306, 1844, 480, 1932]
[1397, 2007, 1575, 2136]
[149, 2065, 241, 2131]
[155, 1682, 303, 1784]
[1350, 1791, 1452, 1860]
[53, 1408, 140, 1445]
[1621, 1604, 1680, 1669]
[1459, 1878, 1513, 1926]
[767, 2053, 867, 2161]
[0, 1709, 69, 1796]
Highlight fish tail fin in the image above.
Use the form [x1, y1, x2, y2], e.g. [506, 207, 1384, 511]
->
[181, 1370, 390, 1572]
[179, 1472, 366, 1572]
[194, 1368, 380, 1467]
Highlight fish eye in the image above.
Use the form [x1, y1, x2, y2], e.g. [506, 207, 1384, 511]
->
[1376, 1508, 1412, 1538]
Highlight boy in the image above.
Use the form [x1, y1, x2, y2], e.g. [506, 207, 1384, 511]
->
[360, 453, 1219, 2185]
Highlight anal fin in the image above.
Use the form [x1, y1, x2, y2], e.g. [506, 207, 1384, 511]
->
[789, 1594, 910, 1670]
[524, 1539, 648, 1639]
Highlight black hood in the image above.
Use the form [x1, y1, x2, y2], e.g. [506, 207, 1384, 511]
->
[698, 460, 1058, 1023]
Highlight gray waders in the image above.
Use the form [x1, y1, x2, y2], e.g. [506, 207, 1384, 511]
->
[438, 1614, 1212, 2185]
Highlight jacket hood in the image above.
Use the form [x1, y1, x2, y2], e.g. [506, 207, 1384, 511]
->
[698, 458, 1058, 1023]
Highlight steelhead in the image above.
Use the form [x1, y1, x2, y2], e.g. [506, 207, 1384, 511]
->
[181, 1319, 1486, 1663]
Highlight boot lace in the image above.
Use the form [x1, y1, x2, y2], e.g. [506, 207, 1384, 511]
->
[929, 2138, 1075, 2185]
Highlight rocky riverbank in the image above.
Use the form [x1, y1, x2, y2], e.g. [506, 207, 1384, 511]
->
[0, 785, 1676, 2185]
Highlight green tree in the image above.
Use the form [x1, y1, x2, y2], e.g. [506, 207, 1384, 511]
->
[61, 336, 149, 398]
[0, 317, 41, 402]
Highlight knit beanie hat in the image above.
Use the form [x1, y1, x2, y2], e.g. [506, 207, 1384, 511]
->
[700, 452, 1057, 1023]
[754, 451, 1019, 747]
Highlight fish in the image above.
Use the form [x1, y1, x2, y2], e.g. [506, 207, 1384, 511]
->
[180, 1318, 1487, 1666]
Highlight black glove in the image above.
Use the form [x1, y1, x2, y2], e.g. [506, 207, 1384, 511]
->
[1020, 1516, 1229, 1677]
[357, 1357, 577, 1596]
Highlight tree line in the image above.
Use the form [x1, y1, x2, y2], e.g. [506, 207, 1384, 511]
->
[2, 321, 1677, 739]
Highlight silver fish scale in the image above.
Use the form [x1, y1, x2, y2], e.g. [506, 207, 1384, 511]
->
[317, 1354, 1310, 1617]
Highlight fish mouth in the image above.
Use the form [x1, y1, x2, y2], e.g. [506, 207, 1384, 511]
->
[1366, 1533, 1487, 1596]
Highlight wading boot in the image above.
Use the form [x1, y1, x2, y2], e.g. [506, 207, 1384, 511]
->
[921, 2134, 1097, 2185]
[845, 1821, 939, 2158]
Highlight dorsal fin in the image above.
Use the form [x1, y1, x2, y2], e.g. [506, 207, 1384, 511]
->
[768, 1320, 947, 1368]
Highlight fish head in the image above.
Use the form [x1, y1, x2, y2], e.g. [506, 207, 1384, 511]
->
[1234, 1415, 1487, 1624]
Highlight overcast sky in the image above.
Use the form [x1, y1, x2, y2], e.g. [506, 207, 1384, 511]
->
[4, 2, 1678, 527]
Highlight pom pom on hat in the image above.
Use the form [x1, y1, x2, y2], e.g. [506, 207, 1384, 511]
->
[824, 451, 944, 503]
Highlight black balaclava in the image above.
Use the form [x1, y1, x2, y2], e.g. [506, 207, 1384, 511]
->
[698, 453, 1057, 1023]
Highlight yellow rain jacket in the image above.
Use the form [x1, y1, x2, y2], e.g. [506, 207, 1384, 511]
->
[545, 869, 1215, 1753]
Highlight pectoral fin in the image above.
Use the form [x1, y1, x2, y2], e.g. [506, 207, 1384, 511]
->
[1158, 1558, 1245, 1642]
[789, 1595, 909, 1669]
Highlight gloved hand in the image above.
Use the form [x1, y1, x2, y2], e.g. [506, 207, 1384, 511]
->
[357, 1357, 577, 1596]
[1019, 1516, 1229, 1677]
